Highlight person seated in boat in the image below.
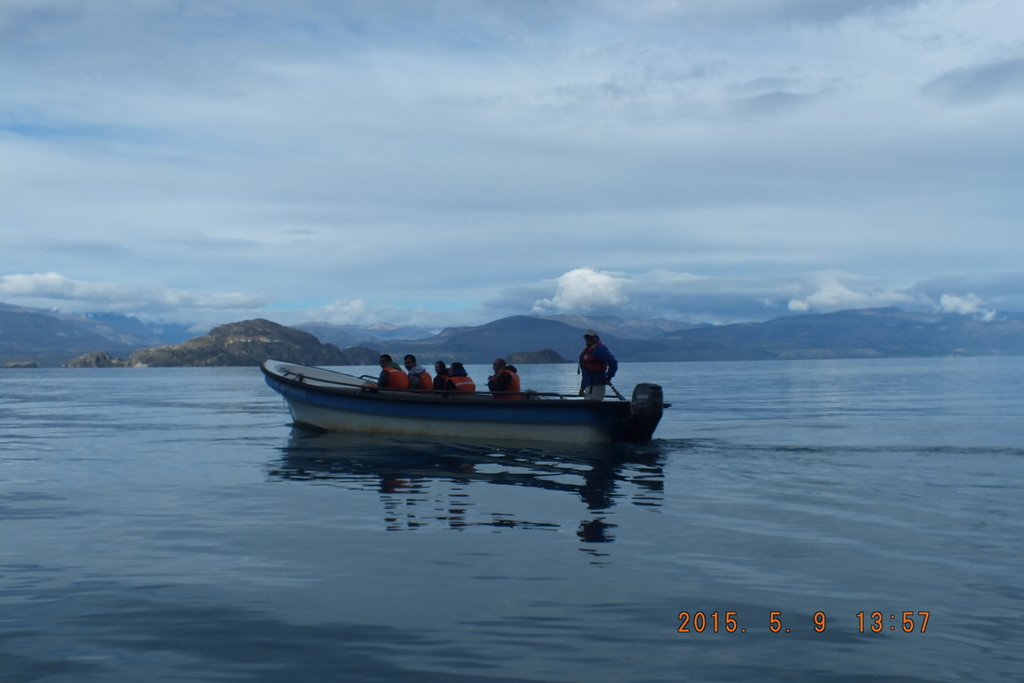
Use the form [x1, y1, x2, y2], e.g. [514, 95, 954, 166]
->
[444, 362, 476, 394]
[487, 358, 522, 399]
[432, 361, 450, 391]
[377, 354, 409, 390]
[403, 354, 432, 391]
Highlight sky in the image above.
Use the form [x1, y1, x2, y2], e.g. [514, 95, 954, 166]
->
[2, 0, 1023, 331]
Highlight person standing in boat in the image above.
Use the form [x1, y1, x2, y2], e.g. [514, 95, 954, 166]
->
[432, 361, 450, 391]
[487, 358, 522, 399]
[403, 354, 432, 391]
[579, 329, 617, 400]
[444, 362, 476, 393]
[377, 354, 409, 389]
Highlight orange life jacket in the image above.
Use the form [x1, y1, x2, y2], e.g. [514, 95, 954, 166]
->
[579, 341, 608, 373]
[411, 371, 432, 390]
[381, 366, 409, 389]
[494, 368, 522, 399]
[447, 375, 476, 392]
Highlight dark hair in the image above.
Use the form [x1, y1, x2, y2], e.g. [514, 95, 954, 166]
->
[450, 362, 464, 371]
[404, 354, 417, 363]
[434, 360, 448, 371]
[379, 354, 392, 363]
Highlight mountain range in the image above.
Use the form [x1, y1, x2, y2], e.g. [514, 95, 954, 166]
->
[3, 299, 1024, 367]
[383, 308, 1024, 364]
[0, 303, 193, 366]
[293, 321, 436, 349]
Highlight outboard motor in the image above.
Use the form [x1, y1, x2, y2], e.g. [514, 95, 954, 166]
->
[629, 383, 664, 441]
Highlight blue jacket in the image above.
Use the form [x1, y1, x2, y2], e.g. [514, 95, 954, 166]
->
[579, 341, 617, 389]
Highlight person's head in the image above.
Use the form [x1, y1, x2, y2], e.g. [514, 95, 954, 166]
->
[379, 354, 392, 366]
[403, 354, 417, 369]
[492, 358, 507, 372]
[434, 361, 448, 374]
[583, 329, 599, 344]
[450, 362, 465, 372]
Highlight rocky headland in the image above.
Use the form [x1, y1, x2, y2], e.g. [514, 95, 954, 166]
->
[60, 321, 383, 368]
[63, 351, 128, 368]
[50, 319, 348, 368]
[125, 319, 348, 367]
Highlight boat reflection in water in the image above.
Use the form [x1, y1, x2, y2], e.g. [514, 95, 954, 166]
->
[270, 427, 665, 548]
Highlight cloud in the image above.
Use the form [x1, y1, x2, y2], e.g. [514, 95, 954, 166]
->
[611, 0, 928, 26]
[622, 270, 928, 321]
[514, 268, 993, 324]
[0, 271, 464, 329]
[731, 90, 819, 115]
[532, 268, 629, 314]
[4, 269, 1022, 332]
[2, 0, 1023, 333]
[921, 57, 1024, 104]
[0, 272, 270, 318]
[938, 293, 995, 320]
[938, 292, 982, 314]
[294, 299, 434, 327]
[786, 273, 920, 312]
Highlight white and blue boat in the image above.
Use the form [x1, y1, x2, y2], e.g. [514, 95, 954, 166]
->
[261, 360, 664, 444]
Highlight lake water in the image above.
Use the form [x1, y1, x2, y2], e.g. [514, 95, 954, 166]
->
[2, 358, 1022, 682]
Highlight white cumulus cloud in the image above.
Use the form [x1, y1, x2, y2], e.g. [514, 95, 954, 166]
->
[938, 293, 995, 320]
[532, 268, 629, 314]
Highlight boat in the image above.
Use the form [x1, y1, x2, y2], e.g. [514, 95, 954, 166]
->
[261, 360, 664, 444]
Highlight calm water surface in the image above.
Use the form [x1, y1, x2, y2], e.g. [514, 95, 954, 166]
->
[2, 358, 1022, 682]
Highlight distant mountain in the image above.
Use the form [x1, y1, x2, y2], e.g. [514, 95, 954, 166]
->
[77, 312, 194, 346]
[622, 307, 1024, 361]
[295, 322, 436, 348]
[333, 346, 382, 365]
[396, 316, 597, 364]
[534, 314, 705, 339]
[366, 308, 1024, 363]
[1, 309, 138, 366]
[0, 302, 195, 366]
[7, 302, 1024, 368]
[127, 319, 351, 367]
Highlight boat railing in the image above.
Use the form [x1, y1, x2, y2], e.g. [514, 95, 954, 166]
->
[360, 386, 575, 399]
[277, 368, 370, 389]
[277, 365, 621, 401]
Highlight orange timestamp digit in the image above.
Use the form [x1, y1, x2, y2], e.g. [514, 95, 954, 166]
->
[856, 611, 930, 632]
[677, 611, 739, 633]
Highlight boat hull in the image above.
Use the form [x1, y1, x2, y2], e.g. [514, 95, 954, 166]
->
[261, 361, 646, 444]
